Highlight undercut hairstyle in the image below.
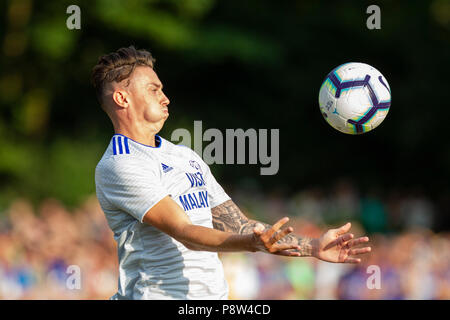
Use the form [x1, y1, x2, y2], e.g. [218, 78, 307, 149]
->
[91, 46, 156, 106]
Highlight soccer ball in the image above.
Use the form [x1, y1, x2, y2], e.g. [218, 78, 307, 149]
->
[318, 62, 391, 134]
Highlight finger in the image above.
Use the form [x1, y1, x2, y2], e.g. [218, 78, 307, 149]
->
[347, 236, 370, 247]
[271, 243, 301, 252]
[323, 233, 353, 251]
[338, 233, 354, 244]
[264, 217, 290, 240]
[349, 247, 371, 256]
[270, 226, 294, 244]
[273, 250, 302, 257]
[344, 257, 361, 264]
[336, 222, 351, 236]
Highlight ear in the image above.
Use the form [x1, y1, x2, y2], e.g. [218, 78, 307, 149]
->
[112, 90, 129, 108]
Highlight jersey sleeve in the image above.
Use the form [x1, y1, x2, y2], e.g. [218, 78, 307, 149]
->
[95, 157, 169, 223]
[194, 155, 231, 208]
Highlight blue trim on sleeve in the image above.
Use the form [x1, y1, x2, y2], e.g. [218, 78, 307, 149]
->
[117, 136, 123, 154]
[124, 137, 130, 154]
[112, 137, 117, 155]
[113, 133, 163, 149]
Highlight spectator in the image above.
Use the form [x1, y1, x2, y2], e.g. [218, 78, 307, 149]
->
[0, 184, 448, 300]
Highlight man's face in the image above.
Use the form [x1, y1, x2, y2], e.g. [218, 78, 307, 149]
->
[126, 66, 170, 129]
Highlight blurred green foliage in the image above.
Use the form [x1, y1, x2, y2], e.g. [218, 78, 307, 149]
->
[0, 0, 449, 215]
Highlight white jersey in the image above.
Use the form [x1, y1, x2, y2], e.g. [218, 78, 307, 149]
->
[95, 134, 230, 299]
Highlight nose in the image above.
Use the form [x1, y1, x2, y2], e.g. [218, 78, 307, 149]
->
[161, 92, 170, 107]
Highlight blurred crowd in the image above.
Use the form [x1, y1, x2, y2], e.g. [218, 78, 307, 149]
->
[0, 182, 449, 299]
[0, 197, 117, 299]
[222, 226, 450, 300]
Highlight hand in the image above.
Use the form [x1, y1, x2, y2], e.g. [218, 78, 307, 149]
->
[313, 222, 371, 263]
[252, 217, 302, 257]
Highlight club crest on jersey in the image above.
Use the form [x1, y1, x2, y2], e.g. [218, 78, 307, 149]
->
[189, 160, 202, 174]
[161, 163, 173, 173]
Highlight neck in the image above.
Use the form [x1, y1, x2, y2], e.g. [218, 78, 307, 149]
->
[113, 122, 160, 147]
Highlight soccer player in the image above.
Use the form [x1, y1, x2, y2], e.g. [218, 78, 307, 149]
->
[92, 46, 371, 300]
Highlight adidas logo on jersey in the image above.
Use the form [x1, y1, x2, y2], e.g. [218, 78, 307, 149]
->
[161, 163, 173, 173]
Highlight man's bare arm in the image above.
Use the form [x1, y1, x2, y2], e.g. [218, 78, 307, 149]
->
[142, 196, 301, 256]
[211, 199, 314, 257]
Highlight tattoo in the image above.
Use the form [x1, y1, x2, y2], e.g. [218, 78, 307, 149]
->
[211, 200, 313, 256]
[211, 200, 249, 233]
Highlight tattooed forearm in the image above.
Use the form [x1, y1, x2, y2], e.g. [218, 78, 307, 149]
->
[211, 200, 314, 257]
[211, 200, 249, 233]
[274, 232, 314, 257]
